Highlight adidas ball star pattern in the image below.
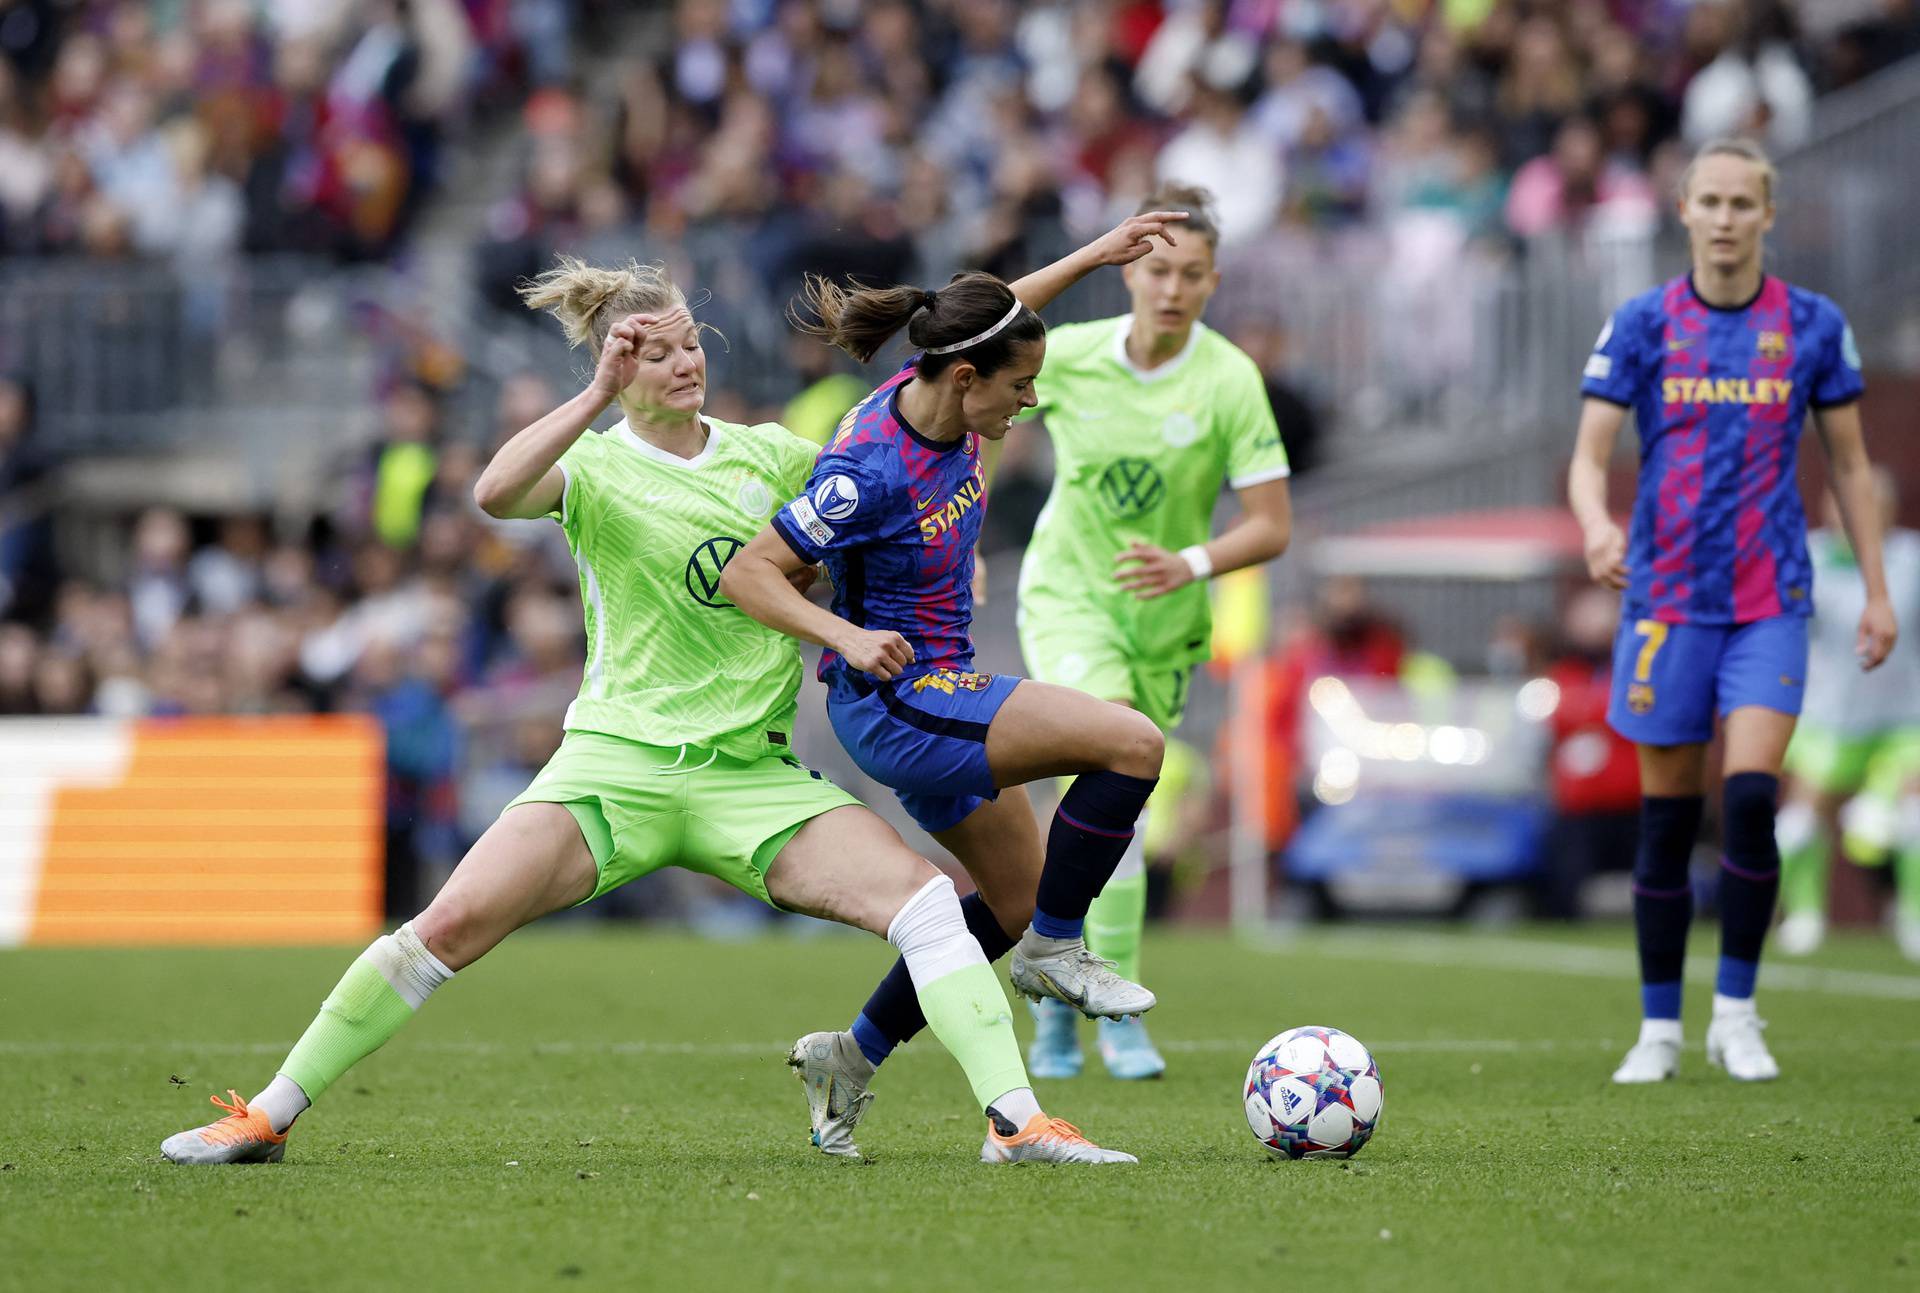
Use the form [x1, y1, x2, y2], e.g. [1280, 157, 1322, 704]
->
[1243, 1026, 1384, 1160]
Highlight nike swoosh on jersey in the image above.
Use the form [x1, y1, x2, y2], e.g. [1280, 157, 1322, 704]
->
[911, 493, 938, 512]
[1667, 337, 1697, 351]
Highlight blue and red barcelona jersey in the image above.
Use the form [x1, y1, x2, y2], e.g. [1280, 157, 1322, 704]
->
[771, 362, 988, 684]
[1581, 274, 1864, 625]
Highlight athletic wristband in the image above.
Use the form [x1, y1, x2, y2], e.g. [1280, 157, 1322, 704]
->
[1179, 544, 1213, 582]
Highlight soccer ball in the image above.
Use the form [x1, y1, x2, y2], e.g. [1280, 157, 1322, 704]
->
[1243, 1025, 1383, 1160]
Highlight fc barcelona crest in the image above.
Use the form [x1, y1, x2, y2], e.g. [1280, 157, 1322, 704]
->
[1756, 331, 1788, 361]
[1627, 682, 1655, 715]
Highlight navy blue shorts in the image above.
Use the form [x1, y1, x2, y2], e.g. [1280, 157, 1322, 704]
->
[826, 668, 1021, 834]
[1607, 613, 1808, 746]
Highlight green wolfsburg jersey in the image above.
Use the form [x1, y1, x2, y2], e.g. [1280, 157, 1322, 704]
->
[1018, 315, 1289, 667]
[548, 416, 819, 760]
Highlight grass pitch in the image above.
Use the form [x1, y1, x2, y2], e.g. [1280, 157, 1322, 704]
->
[2, 923, 1916, 1292]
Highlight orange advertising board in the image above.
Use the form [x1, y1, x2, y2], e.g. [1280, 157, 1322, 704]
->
[0, 716, 384, 946]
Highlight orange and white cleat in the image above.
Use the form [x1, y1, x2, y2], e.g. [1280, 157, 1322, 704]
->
[161, 1090, 289, 1164]
[980, 1111, 1137, 1165]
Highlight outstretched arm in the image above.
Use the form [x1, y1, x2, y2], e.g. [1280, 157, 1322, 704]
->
[1008, 211, 1189, 314]
[1568, 397, 1629, 591]
[1815, 401, 1898, 669]
[721, 528, 916, 681]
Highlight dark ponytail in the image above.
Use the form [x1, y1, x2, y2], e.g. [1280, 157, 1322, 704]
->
[791, 270, 1045, 378]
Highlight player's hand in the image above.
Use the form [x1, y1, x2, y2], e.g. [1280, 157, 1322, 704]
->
[1857, 596, 1897, 671]
[1582, 522, 1629, 590]
[1085, 211, 1189, 267]
[972, 551, 988, 606]
[588, 310, 686, 402]
[835, 627, 914, 681]
[1114, 542, 1193, 599]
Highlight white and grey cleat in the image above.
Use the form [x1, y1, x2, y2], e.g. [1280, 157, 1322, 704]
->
[160, 1090, 289, 1164]
[980, 1107, 1137, 1164]
[787, 1030, 876, 1159]
[1008, 934, 1155, 1020]
[1705, 1010, 1779, 1081]
[1611, 1036, 1681, 1084]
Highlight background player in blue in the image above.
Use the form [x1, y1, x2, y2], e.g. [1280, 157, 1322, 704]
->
[1567, 139, 1897, 1084]
[723, 213, 1187, 1156]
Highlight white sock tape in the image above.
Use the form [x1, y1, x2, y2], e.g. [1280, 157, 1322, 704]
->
[886, 873, 982, 988]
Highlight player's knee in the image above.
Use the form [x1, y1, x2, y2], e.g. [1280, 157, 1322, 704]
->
[1106, 710, 1164, 779]
[1723, 771, 1781, 866]
[880, 869, 959, 944]
[411, 895, 485, 971]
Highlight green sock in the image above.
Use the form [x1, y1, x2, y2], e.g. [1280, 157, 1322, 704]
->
[914, 962, 1029, 1112]
[1085, 870, 1147, 985]
[1779, 827, 1830, 918]
[280, 928, 449, 1100]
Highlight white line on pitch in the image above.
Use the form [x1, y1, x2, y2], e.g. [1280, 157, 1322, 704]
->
[1244, 929, 1920, 1001]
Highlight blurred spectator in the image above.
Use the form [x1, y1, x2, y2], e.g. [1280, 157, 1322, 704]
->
[1156, 74, 1280, 246]
[1539, 587, 1641, 919]
[1504, 116, 1657, 242]
[780, 334, 867, 447]
[1226, 321, 1321, 477]
[0, 375, 53, 620]
[352, 379, 445, 550]
[1681, 0, 1815, 149]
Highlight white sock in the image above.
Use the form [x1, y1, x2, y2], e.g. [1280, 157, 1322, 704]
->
[1019, 928, 1084, 955]
[887, 874, 988, 989]
[250, 1073, 311, 1134]
[1637, 1018, 1682, 1045]
[1712, 992, 1756, 1019]
[987, 1086, 1042, 1127]
[371, 920, 455, 1008]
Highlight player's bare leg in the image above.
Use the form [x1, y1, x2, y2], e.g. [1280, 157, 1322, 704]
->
[767, 805, 1133, 1163]
[162, 805, 596, 1163]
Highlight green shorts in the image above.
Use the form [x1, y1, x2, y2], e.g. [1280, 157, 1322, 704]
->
[505, 730, 860, 907]
[1019, 604, 1194, 733]
[1784, 724, 1920, 798]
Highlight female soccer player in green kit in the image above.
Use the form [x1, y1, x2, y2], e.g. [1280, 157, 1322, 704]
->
[159, 257, 1134, 1167]
[1019, 186, 1293, 1080]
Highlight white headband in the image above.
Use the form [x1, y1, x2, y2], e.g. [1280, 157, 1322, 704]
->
[924, 300, 1025, 355]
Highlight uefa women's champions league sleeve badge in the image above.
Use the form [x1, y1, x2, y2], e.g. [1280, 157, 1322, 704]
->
[813, 474, 860, 522]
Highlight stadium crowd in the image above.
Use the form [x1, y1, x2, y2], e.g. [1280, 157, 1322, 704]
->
[0, 0, 599, 261]
[474, 0, 1918, 307]
[3, 0, 1918, 918]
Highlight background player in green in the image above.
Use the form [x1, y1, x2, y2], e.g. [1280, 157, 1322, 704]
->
[1017, 186, 1293, 1079]
[1774, 472, 1920, 962]
[160, 256, 1132, 1167]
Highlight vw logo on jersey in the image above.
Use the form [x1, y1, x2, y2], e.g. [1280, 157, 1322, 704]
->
[1160, 411, 1200, 448]
[685, 536, 743, 608]
[813, 474, 860, 522]
[737, 478, 772, 517]
[1097, 458, 1166, 517]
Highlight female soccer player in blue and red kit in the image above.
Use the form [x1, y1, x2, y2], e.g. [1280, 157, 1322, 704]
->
[1569, 139, 1897, 1084]
[724, 213, 1186, 1158]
